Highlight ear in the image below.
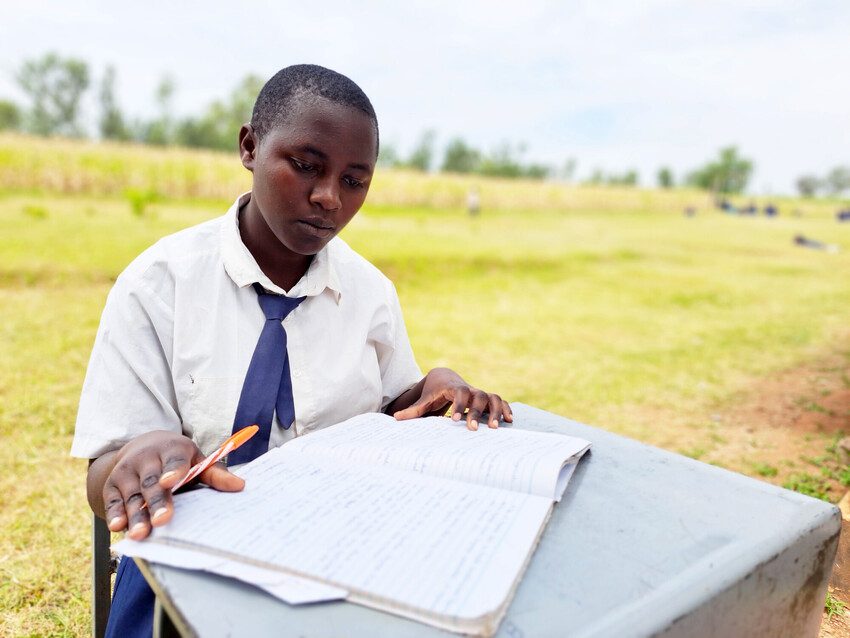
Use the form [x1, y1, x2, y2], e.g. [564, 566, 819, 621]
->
[238, 124, 257, 172]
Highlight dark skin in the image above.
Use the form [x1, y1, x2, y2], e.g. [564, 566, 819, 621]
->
[87, 96, 512, 540]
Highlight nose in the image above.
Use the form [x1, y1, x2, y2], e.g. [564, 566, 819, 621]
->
[309, 176, 341, 212]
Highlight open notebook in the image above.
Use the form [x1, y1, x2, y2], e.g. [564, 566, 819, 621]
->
[116, 413, 591, 637]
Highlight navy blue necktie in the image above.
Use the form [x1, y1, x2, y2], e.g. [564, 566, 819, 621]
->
[228, 284, 306, 465]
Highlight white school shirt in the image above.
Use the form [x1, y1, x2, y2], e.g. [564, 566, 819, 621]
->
[71, 193, 422, 459]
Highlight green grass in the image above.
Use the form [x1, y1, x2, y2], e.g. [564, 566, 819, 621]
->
[782, 473, 833, 501]
[826, 591, 847, 619]
[752, 463, 779, 478]
[1, 143, 849, 634]
[786, 436, 850, 499]
[796, 398, 832, 414]
[352, 202, 850, 438]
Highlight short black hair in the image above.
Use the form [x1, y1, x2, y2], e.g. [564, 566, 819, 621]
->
[251, 64, 378, 150]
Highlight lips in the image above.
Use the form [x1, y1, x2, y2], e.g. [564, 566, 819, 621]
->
[297, 218, 335, 239]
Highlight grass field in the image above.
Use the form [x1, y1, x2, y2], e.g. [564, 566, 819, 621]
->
[1, 135, 849, 635]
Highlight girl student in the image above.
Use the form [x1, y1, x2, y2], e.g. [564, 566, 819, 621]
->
[72, 64, 512, 636]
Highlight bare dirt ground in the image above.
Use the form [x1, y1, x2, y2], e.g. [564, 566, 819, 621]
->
[821, 607, 849, 638]
[708, 353, 849, 481]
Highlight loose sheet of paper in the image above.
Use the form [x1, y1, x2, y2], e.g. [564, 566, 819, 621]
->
[114, 538, 347, 604]
[132, 448, 553, 627]
[285, 413, 590, 501]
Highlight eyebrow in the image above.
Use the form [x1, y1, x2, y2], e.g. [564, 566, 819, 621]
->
[296, 144, 372, 172]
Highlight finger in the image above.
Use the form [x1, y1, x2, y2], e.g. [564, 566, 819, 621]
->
[157, 443, 196, 490]
[199, 462, 245, 492]
[110, 467, 151, 540]
[486, 394, 504, 428]
[392, 400, 429, 420]
[449, 387, 471, 422]
[466, 390, 490, 431]
[137, 457, 173, 528]
[102, 481, 128, 532]
[393, 390, 449, 420]
[503, 401, 514, 423]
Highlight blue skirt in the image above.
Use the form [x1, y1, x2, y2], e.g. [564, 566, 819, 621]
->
[105, 556, 154, 638]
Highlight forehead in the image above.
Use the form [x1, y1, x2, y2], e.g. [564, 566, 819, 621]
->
[263, 96, 378, 163]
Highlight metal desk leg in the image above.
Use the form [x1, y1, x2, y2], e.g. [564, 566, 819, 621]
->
[92, 514, 113, 638]
[153, 596, 182, 638]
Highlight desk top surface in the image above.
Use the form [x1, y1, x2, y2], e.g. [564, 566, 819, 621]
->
[140, 403, 839, 638]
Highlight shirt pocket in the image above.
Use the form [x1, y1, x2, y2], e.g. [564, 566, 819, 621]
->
[183, 377, 241, 456]
[296, 345, 383, 435]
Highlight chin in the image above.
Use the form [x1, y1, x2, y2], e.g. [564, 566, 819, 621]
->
[282, 236, 332, 257]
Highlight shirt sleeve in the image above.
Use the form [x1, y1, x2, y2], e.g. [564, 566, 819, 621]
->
[70, 272, 181, 459]
[376, 281, 423, 411]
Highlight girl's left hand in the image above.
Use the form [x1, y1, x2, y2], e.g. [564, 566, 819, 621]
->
[390, 367, 513, 430]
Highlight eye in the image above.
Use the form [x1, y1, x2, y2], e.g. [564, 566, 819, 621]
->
[342, 176, 365, 189]
[290, 158, 317, 173]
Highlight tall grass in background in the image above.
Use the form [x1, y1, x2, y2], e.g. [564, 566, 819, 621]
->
[1, 133, 841, 216]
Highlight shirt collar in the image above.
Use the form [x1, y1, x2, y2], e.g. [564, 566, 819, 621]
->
[220, 192, 342, 303]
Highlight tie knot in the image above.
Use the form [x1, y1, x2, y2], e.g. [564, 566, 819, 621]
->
[254, 284, 306, 321]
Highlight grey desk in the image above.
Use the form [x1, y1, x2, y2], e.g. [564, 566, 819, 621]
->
[138, 403, 841, 637]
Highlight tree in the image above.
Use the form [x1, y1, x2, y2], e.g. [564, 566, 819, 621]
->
[825, 166, 850, 196]
[173, 118, 216, 149]
[377, 142, 400, 168]
[478, 142, 529, 178]
[608, 170, 638, 186]
[227, 74, 264, 128]
[523, 163, 551, 179]
[0, 100, 22, 131]
[559, 158, 578, 183]
[16, 52, 90, 136]
[795, 175, 821, 198]
[405, 130, 436, 171]
[175, 74, 264, 151]
[98, 66, 129, 140]
[477, 143, 550, 179]
[586, 168, 605, 185]
[657, 167, 674, 188]
[686, 146, 753, 194]
[441, 138, 481, 173]
[142, 75, 176, 145]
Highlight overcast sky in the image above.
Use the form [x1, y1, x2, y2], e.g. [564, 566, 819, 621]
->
[1, 1, 847, 194]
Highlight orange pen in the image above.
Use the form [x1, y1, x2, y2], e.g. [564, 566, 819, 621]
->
[170, 425, 259, 492]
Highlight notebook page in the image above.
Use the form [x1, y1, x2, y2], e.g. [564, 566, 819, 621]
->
[286, 413, 590, 500]
[142, 446, 553, 631]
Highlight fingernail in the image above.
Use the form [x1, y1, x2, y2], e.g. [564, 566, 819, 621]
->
[491, 419, 499, 428]
[452, 413, 461, 421]
[160, 471, 177, 481]
[108, 517, 123, 529]
[130, 523, 147, 537]
[470, 420, 478, 430]
[152, 507, 168, 521]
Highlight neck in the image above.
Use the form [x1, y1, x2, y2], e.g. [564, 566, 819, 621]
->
[239, 199, 314, 292]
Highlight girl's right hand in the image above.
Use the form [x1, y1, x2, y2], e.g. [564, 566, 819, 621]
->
[100, 430, 245, 540]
